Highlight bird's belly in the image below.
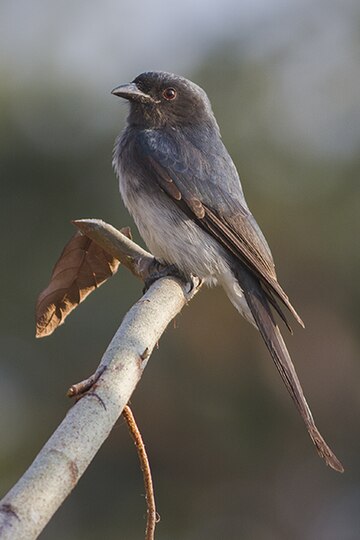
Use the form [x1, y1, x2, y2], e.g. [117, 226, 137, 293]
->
[118, 168, 254, 324]
[136, 197, 227, 280]
[120, 176, 227, 280]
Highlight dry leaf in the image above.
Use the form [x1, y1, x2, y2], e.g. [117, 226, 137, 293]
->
[36, 229, 130, 338]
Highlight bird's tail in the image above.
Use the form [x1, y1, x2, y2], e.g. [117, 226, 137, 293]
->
[233, 269, 344, 472]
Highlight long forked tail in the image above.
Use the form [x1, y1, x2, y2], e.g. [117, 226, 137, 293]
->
[239, 272, 344, 473]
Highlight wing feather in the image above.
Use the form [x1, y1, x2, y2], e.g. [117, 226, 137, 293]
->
[136, 129, 303, 327]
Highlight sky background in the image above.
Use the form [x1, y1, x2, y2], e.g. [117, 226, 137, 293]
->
[0, 1, 359, 539]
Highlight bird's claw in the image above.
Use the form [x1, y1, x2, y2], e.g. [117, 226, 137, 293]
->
[142, 259, 195, 293]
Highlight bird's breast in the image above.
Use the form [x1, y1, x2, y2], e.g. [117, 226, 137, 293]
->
[114, 152, 229, 282]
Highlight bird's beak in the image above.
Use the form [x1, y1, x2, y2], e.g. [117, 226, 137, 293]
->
[111, 83, 154, 104]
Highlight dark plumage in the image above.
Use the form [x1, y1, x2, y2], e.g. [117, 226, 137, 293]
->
[112, 71, 343, 472]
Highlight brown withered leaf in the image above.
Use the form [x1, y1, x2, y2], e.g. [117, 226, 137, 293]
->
[36, 229, 130, 338]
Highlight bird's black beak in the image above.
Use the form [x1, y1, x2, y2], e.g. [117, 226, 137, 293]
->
[111, 83, 155, 104]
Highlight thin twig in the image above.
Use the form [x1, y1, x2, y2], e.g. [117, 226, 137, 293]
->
[122, 406, 158, 540]
[72, 219, 154, 279]
[67, 366, 107, 397]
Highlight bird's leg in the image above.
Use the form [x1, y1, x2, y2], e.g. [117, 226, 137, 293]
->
[142, 258, 197, 293]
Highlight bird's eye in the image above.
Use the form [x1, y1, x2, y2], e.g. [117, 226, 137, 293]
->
[162, 87, 177, 101]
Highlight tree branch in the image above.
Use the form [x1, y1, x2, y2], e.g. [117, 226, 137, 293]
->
[0, 220, 200, 540]
[73, 219, 153, 279]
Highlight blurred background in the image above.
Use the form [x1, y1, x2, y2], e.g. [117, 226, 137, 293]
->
[1, 0, 359, 538]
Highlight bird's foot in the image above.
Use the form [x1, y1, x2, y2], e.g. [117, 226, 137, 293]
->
[142, 258, 198, 293]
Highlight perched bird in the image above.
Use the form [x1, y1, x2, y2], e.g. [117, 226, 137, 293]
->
[112, 71, 343, 472]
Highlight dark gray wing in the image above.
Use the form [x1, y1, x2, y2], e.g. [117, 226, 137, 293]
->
[134, 129, 343, 472]
[136, 129, 303, 328]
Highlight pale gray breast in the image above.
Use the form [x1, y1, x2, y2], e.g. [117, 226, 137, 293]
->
[113, 129, 231, 280]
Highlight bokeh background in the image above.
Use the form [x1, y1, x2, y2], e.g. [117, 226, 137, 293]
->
[1, 0, 359, 538]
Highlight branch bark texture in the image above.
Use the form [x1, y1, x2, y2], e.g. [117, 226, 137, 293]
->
[0, 220, 199, 539]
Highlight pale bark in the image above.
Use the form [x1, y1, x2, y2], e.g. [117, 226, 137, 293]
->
[0, 220, 200, 539]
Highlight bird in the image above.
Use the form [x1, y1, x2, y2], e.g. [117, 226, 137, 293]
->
[111, 71, 343, 472]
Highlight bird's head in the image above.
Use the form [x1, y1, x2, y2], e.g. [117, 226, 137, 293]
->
[112, 71, 217, 130]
